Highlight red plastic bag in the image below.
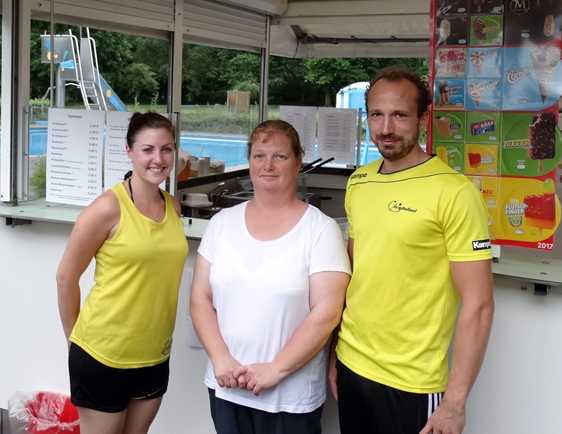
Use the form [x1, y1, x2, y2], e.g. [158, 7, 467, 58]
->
[8, 391, 80, 433]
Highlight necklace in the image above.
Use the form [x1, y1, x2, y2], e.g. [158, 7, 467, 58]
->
[128, 177, 164, 204]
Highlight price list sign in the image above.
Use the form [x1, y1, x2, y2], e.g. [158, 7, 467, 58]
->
[429, 0, 562, 250]
[317, 108, 358, 164]
[105, 111, 134, 189]
[46, 108, 104, 206]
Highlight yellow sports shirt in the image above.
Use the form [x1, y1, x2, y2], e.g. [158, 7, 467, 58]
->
[70, 182, 188, 368]
[336, 156, 492, 393]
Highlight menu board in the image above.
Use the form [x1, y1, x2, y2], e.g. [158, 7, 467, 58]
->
[317, 108, 358, 164]
[430, 0, 562, 250]
[46, 108, 104, 206]
[105, 111, 134, 189]
[280, 106, 318, 158]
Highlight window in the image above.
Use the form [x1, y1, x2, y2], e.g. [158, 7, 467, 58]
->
[179, 44, 260, 178]
[268, 56, 429, 166]
[28, 21, 170, 199]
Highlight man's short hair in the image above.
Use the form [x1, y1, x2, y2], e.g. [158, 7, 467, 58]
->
[365, 67, 431, 118]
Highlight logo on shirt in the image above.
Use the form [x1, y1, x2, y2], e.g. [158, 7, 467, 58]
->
[472, 239, 491, 251]
[350, 173, 367, 180]
[388, 200, 417, 213]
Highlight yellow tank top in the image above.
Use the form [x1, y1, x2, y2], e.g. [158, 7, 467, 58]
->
[70, 182, 188, 368]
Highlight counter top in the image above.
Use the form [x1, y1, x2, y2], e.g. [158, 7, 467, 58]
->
[0, 200, 209, 239]
[1, 200, 561, 287]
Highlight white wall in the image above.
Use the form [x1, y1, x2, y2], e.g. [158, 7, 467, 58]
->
[1, 221, 562, 434]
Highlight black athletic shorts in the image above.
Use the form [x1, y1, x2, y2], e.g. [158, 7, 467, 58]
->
[208, 388, 323, 434]
[336, 359, 443, 434]
[68, 343, 169, 413]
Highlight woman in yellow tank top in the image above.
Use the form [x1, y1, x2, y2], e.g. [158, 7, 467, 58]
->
[56, 112, 188, 434]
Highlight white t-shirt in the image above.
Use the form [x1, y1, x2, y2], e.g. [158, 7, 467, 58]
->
[198, 202, 351, 413]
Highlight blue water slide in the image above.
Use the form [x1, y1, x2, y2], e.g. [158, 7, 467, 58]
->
[99, 74, 127, 111]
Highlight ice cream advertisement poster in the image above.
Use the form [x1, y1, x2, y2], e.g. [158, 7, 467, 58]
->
[467, 47, 502, 78]
[428, 0, 562, 249]
[470, 15, 503, 46]
[502, 47, 562, 111]
[465, 143, 499, 175]
[500, 111, 561, 177]
[494, 173, 561, 250]
[466, 78, 502, 110]
[435, 142, 465, 172]
[436, 48, 467, 77]
[434, 79, 465, 109]
[433, 111, 466, 142]
[467, 111, 501, 143]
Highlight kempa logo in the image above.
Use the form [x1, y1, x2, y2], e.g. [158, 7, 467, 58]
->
[472, 239, 491, 251]
[350, 173, 367, 180]
[388, 201, 417, 213]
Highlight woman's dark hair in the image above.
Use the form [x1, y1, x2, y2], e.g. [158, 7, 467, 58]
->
[126, 112, 175, 149]
[248, 120, 304, 160]
[365, 66, 431, 118]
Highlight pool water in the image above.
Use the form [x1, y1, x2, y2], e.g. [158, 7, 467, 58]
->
[29, 127, 381, 167]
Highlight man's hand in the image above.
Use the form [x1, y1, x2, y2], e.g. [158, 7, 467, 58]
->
[420, 398, 465, 434]
[328, 349, 338, 400]
[243, 363, 284, 395]
[213, 354, 246, 389]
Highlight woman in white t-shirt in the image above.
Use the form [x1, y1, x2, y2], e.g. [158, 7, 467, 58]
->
[190, 120, 351, 434]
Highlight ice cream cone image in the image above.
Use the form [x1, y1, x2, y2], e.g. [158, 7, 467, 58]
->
[531, 46, 560, 103]
[469, 82, 483, 106]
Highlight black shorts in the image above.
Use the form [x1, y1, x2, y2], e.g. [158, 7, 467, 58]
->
[336, 359, 443, 434]
[68, 343, 169, 413]
[208, 388, 322, 434]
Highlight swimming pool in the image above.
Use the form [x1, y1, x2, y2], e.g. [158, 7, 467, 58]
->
[29, 127, 381, 166]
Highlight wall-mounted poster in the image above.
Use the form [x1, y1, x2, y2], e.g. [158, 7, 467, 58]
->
[429, 0, 562, 250]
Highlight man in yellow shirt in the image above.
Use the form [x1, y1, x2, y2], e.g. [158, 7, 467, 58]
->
[329, 67, 494, 434]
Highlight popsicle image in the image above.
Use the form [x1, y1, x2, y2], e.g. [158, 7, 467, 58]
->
[524, 193, 556, 229]
[530, 45, 560, 103]
[528, 112, 556, 161]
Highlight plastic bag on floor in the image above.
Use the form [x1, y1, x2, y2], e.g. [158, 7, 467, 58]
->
[8, 391, 80, 433]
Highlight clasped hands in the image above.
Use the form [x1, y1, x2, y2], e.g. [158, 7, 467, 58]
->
[214, 355, 284, 396]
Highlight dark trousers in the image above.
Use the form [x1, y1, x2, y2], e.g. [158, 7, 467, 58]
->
[208, 388, 323, 434]
[337, 360, 442, 434]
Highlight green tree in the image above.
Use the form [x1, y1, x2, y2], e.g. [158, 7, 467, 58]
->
[303, 58, 371, 106]
[123, 63, 159, 104]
